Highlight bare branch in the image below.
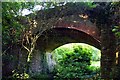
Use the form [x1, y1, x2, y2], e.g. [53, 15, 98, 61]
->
[22, 41, 30, 53]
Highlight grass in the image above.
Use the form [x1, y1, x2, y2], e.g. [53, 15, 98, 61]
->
[91, 61, 100, 67]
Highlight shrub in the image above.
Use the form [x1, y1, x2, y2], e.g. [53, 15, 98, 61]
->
[53, 43, 100, 79]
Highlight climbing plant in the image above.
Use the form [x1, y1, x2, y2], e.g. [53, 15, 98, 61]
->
[2, 2, 36, 53]
[2, 2, 36, 79]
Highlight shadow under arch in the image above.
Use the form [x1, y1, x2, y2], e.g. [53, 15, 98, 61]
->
[36, 27, 101, 52]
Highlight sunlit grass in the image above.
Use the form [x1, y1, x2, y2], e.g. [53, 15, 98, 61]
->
[91, 61, 100, 67]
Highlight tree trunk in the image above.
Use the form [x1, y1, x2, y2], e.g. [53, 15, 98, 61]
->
[101, 24, 116, 79]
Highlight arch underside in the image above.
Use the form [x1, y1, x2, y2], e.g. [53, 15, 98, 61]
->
[36, 27, 101, 52]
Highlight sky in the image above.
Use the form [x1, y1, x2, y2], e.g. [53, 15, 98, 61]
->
[21, 5, 43, 16]
[21, 2, 66, 16]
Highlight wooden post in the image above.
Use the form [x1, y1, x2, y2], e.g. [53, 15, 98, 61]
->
[117, 44, 120, 79]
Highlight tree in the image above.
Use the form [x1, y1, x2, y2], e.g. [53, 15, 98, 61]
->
[2, 2, 35, 78]
[90, 2, 119, 79]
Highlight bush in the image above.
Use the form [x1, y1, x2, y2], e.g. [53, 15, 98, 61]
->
[52, 43, 100, 79]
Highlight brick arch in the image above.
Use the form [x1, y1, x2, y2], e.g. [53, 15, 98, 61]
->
[30, 20, 101, 74]
[36, 27, 101, 52]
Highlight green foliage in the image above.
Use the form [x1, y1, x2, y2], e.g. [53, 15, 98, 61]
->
[2, 2, 35, 79]
[52, 43, 100, 79]
[92, 49, 101, 61]
[12, 72, 29, 79]
[112, 26, 120, 38]
[110, 2, 120, 39]
[2, 2, 34, 51]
